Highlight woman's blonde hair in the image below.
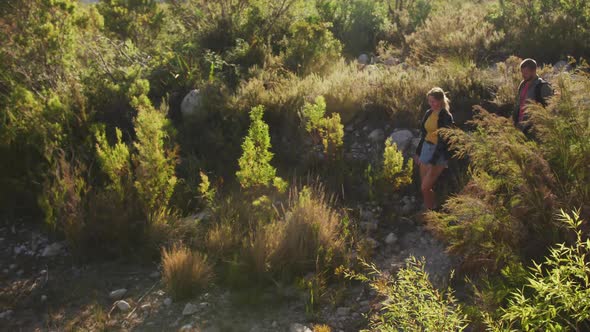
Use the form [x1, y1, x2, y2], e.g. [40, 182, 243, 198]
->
[427, 87, 451, 112]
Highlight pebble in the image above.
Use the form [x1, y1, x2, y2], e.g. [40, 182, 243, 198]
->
[289, 323, 312, 332]
[116, 300, 131, 312]
[140, 303, 151, 311]
[41, 243, 63, 257]
[41, 295, 47, 302]
[336, 306, 351, 316]
[149, 271, 160, 278]
[182, 303, 199, 315]
[163, 298, 172, 306]
[109, 288, 127, 300]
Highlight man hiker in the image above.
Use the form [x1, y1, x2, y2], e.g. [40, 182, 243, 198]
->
[513, 58, 553, 133]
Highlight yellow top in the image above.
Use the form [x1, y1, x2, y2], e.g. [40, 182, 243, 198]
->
[425, 109, 440, 144]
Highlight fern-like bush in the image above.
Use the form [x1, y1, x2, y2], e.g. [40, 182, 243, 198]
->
[344, 256, 468, 331]
[427, 108, 557, 272]
[486, 210, 590, 331]
[529, 71, 590, 210]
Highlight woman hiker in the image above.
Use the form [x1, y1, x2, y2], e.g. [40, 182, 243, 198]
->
[414, 87, 455, 211]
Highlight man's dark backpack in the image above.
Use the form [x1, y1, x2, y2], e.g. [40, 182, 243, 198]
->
[534, 78, 553, 107]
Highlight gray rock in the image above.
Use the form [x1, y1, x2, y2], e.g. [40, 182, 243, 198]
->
[109, 288, 127, 300]
[149, 271, 160, 278]
[163, 298, 172, 306]
[289, 323, 312, 332]
[41, 243, 63, 257]
[180, 89, 204, 119]
[388, 129, 415, 153]
[358, 54, 370, 65]
[554, 60, 570, 72]
[385, 233, 398, 245]
[41, 295, 47, 302]
[336, 306, 351, 316]
[368, 129, 385, 143]
[116, 300, 131, 312]
[182, 303, 199, 316]
[0, 310, 13, 319]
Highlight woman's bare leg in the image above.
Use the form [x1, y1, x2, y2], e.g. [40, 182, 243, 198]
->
[420, 165, 445, 210]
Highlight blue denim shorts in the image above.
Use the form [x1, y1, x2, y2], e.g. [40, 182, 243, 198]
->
[419, 141, 448, 167]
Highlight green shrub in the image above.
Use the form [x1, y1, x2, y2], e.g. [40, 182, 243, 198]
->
[94, 126, 131, 199]
[344, 256, 468, 331]
[131, 83, 178, 220]
[97, 0, 164, 47]
[406, 3, 504, 64]
[300, 96, 344, 160]
[282, 18, 343, 76]
[236, 105, 284, 191]
[487, 210, 590, 331]
[317, 0, 390, 55]
[382, 138, 413, 191]
[490, 0, 590, 63]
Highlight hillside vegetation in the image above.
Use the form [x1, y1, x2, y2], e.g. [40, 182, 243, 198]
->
[1, 0, 589, 330]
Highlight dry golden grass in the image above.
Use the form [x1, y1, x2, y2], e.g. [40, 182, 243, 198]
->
[313, 324, 332, 332]
[270, 184, 347, 275]
[161, 244, 213, 300]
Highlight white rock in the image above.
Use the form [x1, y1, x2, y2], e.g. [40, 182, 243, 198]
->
[109, 288, 127, 300]
[180, 324, 193, 331]
[388, 129, 415, 152]
[182, 303, 199, 315]
[116, 300, 131, 312]
[181, 89, 204, 118]
[140, 303, 151, 311]
[163, 298, 172, 306]
[385, 233, 398, 245]
[336, 307, 351, 316]
[289, 323, 312, 332]
[368, 129, 385, 142]
[0, 310, 13, 319]
[41, 243, 63, 257]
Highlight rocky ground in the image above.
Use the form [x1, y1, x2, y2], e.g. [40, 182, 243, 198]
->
[0, 114, 454, 332]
